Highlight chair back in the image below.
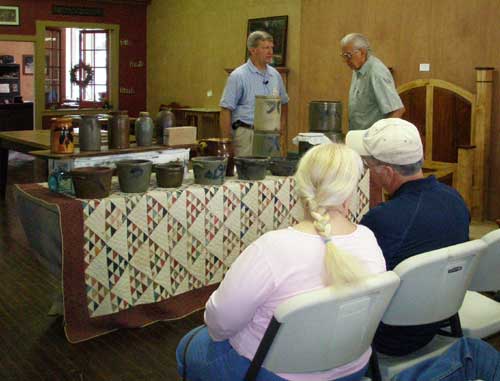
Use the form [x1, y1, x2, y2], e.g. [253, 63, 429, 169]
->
[469, 229, 500, 291]
[261, 272, 400, 373]
[382, 239, 485, 326]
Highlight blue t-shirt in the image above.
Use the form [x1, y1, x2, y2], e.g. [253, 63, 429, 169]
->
[361, 176, 470, 355]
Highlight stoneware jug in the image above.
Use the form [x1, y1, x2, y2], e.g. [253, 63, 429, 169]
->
[108, 110, 130, 149]
[134, 111, 154, 146]
[116, 159, 152, 193]
[155, 107, 176, 144]
[79, 115, 101, 151]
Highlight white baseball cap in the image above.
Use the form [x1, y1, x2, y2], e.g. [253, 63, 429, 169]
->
[345, 118, 424, 165]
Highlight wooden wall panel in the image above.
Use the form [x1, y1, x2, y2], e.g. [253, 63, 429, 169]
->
[400, 87, 427, 151]
[300, 0, 500, 219]
[432, 88, 471, 163]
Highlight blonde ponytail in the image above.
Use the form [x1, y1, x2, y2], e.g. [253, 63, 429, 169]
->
[296, 144, 368, 287]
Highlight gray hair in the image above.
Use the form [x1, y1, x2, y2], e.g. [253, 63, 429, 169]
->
[247, 30, 273, 50]
[340, 33, 371, 53]
[369, 157, 423, 176]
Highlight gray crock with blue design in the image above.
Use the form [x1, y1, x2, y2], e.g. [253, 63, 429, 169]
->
[191, 156, 228, 185]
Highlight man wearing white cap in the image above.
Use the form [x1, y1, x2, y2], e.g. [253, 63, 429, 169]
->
[346, 118, 470, 356]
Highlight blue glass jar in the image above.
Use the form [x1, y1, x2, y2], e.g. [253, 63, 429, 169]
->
[48, 168, 74, 195]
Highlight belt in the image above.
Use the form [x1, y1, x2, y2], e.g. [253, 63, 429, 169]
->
[232, 120, 253, 130]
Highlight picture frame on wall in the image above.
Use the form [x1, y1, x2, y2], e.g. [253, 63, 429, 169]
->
[22, 55, 34, 75]
[0, 6, 20, 26]
[246, 15, 288, 67]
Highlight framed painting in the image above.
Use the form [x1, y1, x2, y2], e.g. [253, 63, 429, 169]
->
[22, 55, 34, 75]
[246, 15, 288, 67]
[0, 6, 19, 26]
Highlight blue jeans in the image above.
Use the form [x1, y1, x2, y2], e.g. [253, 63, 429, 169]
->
[392, 338, 500, 381]
[176, 326, 369, 381]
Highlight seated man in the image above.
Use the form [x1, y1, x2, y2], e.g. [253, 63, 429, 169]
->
[346, 118, 470, 356]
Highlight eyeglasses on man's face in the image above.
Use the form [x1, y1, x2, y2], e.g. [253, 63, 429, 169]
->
[340, 49, 360, 61]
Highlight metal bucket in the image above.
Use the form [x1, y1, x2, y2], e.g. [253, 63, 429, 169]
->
[309, 101, 342, 132]
[254, 95, 281, 133]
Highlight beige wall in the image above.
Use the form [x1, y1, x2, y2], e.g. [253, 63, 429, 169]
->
[147, 0, 499, 219]
[147, 0, 301, 147]
[0, 41, 35, 101]
[299, 0, 500, 219]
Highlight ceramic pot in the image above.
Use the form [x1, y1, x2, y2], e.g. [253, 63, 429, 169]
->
[116, 159, 152, 193]
[79, 115, 101, 151]
[108, 110, 130, 149]
[156, 107, 176, 144]
[191, 156, 227, 185]
[253, 132, 281, 157]
[198, 138, 235, 176]
[254, 96, 281, 133]
[135, 111, 154, 146]
[269, 158, 298, 177]
[50, 117, 74, 154]
[71, 166, 113, 199]
[234, 156, 270, 180]
[154, 162, 184, 188]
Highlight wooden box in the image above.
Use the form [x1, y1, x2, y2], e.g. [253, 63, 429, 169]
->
[163, 126, 197, 146]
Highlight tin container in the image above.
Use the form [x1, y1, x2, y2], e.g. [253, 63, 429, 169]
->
[309, 101, 342, 133]
[50, 117, 74, 154]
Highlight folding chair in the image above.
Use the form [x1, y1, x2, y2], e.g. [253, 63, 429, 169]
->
[459, 229, 500, 338]
[244, 271, 400, 381]
[375, 239, 485, 380]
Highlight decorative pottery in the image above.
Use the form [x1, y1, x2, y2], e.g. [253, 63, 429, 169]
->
[108, 110, 130, 149]
[134, 111, 154, 146]
[154, 162, 184, 188]
[71, 166, 113, 199]
[253, 131, 281, 157]
[50, 117, 74, 154]
[191, 156, 228, 185]
[269, 157, 298, 177]
[254, 95, 281, 133]
[198, 138, 235, 176]
[155, 107, 176, 144]
[234, 156, 270, 180]
[79, 115, 101, 151]
[116, 159, 152, 193]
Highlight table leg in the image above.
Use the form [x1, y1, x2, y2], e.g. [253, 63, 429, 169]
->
[0, 147, 8, 199]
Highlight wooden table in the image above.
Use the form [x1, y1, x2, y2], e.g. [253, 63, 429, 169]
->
[0, 130, 50, 198]
[14, 172, 369, 342]
[0, 129, 176, 199]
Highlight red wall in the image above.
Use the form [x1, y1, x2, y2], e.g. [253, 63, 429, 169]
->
[0, 0, 147, 116]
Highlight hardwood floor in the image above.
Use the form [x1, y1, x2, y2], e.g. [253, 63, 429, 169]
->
[0, 160, 204, 381]
[1, 159, 499, 380]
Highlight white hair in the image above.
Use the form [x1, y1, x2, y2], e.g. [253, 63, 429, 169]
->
[340, 33, 371, 53]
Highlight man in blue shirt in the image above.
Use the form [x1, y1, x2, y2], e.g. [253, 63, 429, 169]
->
[220, 31, 289, 156]
[346, 118, 470, 356]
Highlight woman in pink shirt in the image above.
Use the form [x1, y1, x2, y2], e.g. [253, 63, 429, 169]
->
[176, 143, 386, 381]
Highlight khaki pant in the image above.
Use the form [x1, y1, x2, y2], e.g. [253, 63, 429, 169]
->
[232, 127, 254, 157]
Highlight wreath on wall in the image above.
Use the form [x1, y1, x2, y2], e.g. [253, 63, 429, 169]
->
[70, 62, 94, 88]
